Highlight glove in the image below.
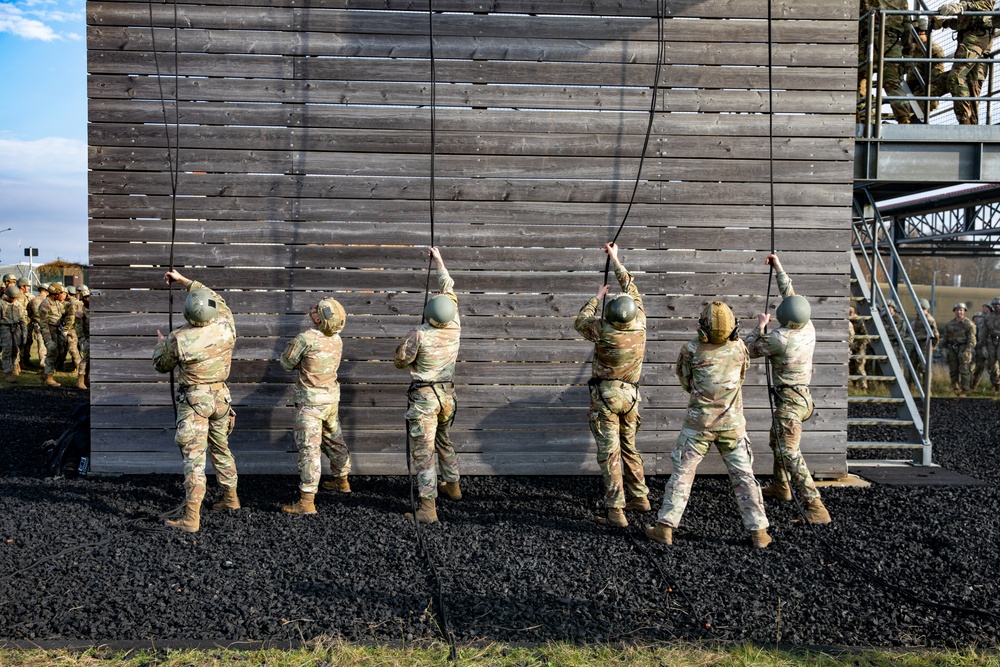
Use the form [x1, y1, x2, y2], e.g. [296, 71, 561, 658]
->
[939, 2, 963, 15]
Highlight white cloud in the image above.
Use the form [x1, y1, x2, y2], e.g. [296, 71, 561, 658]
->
[0, 1, 81, 40]
[0, 137, 86, 175]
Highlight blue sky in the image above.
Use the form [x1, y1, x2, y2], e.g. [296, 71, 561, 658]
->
[0, 0, 87, 268]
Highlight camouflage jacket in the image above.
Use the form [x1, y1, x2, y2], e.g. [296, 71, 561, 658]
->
[394, 269, 461, 383]
[941, 317, 976, 352]
[873, 0, 910, 36]
[27, 295, 45, 324]
[983, 311, 1000, 342]
[14, 292, 30, 324]
[911, 312, 939, 344]
[75, 302, 90, 340]
[39, 296, 74, 330]
[745, 270, 815, 389]
[904, 39, 946, 78]
[0, 299, 24, 326]
[677, 337, 750, 433]
[938, 1, 995, 33]
[280, 328, 342, 405]
[152, 281, 236, 386]
[574, 264, 646, 384]
[848, 313, 868, 354]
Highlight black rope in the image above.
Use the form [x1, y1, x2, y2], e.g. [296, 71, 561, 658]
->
[148, 0, 182, 421]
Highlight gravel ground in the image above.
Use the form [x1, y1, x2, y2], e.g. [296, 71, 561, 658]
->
[1, 388, 998, 648]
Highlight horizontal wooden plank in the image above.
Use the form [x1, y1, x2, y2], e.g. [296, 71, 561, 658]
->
[87, 101, 857, 139]
[87, 0, 854, 22]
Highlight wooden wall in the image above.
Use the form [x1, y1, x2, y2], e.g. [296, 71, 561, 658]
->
[87, 0, 857, 476]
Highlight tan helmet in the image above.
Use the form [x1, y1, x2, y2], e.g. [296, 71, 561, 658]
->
[2, 273, 15, 284]
[698, 301, 738, 345]
[953, 302, 966, 312]
[40, 283, 51, 292]
[314, 298, 346, 335]
[48, 282, 65, 295]
[77, 286, 91, 298]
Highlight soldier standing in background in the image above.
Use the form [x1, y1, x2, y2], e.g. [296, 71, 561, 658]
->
[39, 282, 73, 387]
[394, 247, 462, 525]
[574, 242, 650, 528]
[27, 284, 48, 373]
[16, 278, 33, 368]
[971, 302, 991, 389]
[941, 302, 976, 397]
[1, 285, 25, 383]
[848, 306, 870, 391]
[75, 286, 90, 390]
[153, 270, 240, 533]
[62, 286, 82, 374]
[279, 297, 351, 515]
[931, 0, 996, 125]
[980, 296, 1000, 394]
[909, 298, 940, 383]
[746, 253, 832, 525]
[646, 301, 771, 549]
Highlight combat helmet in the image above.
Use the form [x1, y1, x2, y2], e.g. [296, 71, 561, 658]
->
[40, 283, 51, 292]
[776, 295, 811, 327]
[16, 277, 30, 287]
[314, 297, 345, 335]
[424, 294, 457, 328]
[2, 273, 15, 284]
[3, 285, 18, 300]
[605, 294, 638, 330]
[77, 286, 91, 298]
[953, 302, 966, 312]
[698, 301, 739, 345]
[918, 298, 931, 310]
[992, 296, 1000, 307]
[66, 285, 77, 296]
[183, 288, 219, 326]
[48, 282, 64, 295]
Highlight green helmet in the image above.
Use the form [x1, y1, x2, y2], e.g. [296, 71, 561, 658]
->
[605, 294, 638, 330]
[66, 285, 77, 295]
[2, 273, 15, 283]
[40, 283, 51, 292]
[4, 285, 18, 300]
[918, 298, 931, 310]
[17, 277, 30, 287]
[424, 294, 457, 328]
[314, 298, 345, 335]
[698, 301, 738, 345]
[183, 288, 219, 326]
[776, 295, 811, 327]
[992, 296, 1000, 307]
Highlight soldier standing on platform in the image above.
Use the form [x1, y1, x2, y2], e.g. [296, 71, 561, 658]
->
[574, 242, 649, 528]
[279, 297, 351, 515]
[394, 247, 462, 524]
[941, 302, 976, 396]
[153, 270, 240, 533]
[746, 253, 832, 525]
[645, 300, 771, 549]
[931, 0, 997, 125]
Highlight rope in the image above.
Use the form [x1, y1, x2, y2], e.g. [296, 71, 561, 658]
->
[148, 0, 182, 421]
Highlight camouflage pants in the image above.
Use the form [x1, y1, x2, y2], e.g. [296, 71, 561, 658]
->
[41, 325, 64, 375]
[945, 346, 973, 391]
[31, 323, 46, 368]
[64, 330, 82, 370]
[588, 380, 648, 508]
[175, 383, 238, 504]
[849, 344, 867, 389]
[985, 338, 1000, 388]
[406, 385, 459, 500]
[294, 402, 350, 494]
[946, 30, 993, 124]
[77, 335, 89, 378]
[19, 323, 33, 368]
[656, 426, 768, 532]
[971, 344, 991, 389]
[0, 324, 22, 374]
[769, 390, 820, 502]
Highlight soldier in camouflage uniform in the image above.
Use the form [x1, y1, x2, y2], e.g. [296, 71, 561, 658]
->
[153, 270, 240, 533]
[394, 247, 461, 524]
[27, 284, 48, 373]
[980, 296, 1000, 393]
[848, 306, 869, 391]
[61, 286, 82, 374]
[574, 242, 649, 528]
[746, 253, 832, 525]
[909, 298, 940, 383]
[645, 301, 771, 549]
[16, 278, 34, 368]
[279, 297, 351, 515]
[931, 0, 996, 124]
[2, 274, 28, 375]
[971, 302, 991, 389]
[74, 286, 90, 390]
[900, 18, 946, 123]
[941, 302, 976, 396]
[1, 285, 25, 383]
[39, 282, 74, 387]
[858, 0, 910, 123]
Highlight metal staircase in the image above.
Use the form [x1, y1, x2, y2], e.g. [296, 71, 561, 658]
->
[849, 187, 933, 466]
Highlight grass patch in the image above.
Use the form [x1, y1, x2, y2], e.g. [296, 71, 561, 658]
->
[0, 351, 83, 390]
[849, 363, 999, 400]
[1, 642, 999, 667]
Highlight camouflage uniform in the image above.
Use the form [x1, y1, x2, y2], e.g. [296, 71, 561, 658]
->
[656, 336, 768, 532]
[942, 315, 976, 392]
[932, 2, 996, 124]
[153, 280, 238, 504]
[280, 326, 349, 494]
[27, 293, 47, 369]
[909, 310, 940, 379]
[745, 270, 821, 503]
[75, 298, 90, 381]
[394, 269, 461, 500]
[62, 296, 83, 372]
[902, 38, 945, 123]
[982, 309, 1000, 390]
[15, 289, 32, 367]
[859, 0, 909, 123]
[848, 309, 869, 390]
[0, 297, 25, 375]
[971, 308, 991, 388]
[39, 294, 74, 375]
[574, 263, 649, 508]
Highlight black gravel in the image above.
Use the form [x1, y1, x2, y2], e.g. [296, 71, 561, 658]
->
[1, 388, 999, 648]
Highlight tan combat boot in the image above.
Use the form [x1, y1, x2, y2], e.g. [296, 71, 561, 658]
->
[751, 529, 772, 549]
[44, 374, 59, 387]
[282, 492, 317, 515]
[761, 479, 792, 502]
[802, 498, 832, 525]
[211, 488, 241, 511]
[645, 523, 672, 545]
[76, 375, 87, 390]
[438, 481, 462, 500]
[404, 497, 438, 524]
[605, 507, 627, 528]
[624, 496, 651, 512]
[321, 475, 351, 493]
[165, 502, 201, 533]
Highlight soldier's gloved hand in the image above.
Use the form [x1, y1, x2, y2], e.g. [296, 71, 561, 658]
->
[931, 16, 947, 29]
[939, 2, 963, 15]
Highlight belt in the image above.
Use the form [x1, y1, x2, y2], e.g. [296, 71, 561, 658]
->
[181, 381, 227, 391]
[588, 377, 639, 388]
[409, 380, 454, 391]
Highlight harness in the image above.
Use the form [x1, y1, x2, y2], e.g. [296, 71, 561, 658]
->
[587, 376, 640, 415]
[769, 383, 814, 420]
[408, 379, 457, 426]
